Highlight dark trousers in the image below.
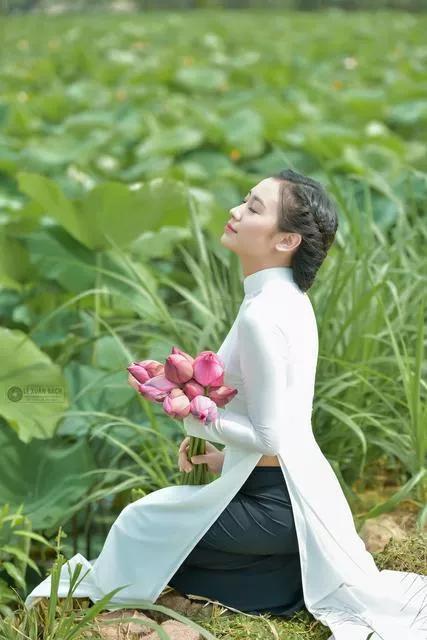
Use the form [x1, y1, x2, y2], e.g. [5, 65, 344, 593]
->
[168, 466, 306, 616]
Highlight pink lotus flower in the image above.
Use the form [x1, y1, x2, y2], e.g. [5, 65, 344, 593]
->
[171, 346, 194, 365]
[192, 351, 225, 387]
[127, 364, 150, 384]
[138, 374, 178, 402]
[163, 388, 191, 418]
[209, 370, 224, 387]
[182, 379, 205, 401]
[126, 348, 238, 487]
[127, 359, 164, 383]
[189, 395, 218, 424]
[164, 353, 194, 385]
[208, 385, 238, 408]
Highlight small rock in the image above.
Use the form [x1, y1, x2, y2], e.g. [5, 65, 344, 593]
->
[94, 608, 153, 639]
[359, 514, 407, 552]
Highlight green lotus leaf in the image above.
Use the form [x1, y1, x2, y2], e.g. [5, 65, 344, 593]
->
[0, 328, 69, 443]
[0, 423, 96, 531]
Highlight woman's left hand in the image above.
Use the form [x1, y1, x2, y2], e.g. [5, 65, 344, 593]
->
[178, 436, 224, 475]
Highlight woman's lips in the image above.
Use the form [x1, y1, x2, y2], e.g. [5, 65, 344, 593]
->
[225, 223, 237, 233]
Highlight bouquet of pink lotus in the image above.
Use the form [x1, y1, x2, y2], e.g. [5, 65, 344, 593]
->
[127, 346, 238, 485]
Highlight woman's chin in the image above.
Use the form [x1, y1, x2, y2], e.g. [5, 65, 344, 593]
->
[220, 234, 237, 254]
[221, 230, 235, 241]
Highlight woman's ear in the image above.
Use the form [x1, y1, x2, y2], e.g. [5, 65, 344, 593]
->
[276, 232, 301, 253]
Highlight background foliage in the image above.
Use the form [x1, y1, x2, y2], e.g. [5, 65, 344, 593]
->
[0, 7, 425, 617]
[2, 0, 427, 15]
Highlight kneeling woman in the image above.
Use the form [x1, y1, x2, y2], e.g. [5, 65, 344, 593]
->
[164, 170, 338, 617]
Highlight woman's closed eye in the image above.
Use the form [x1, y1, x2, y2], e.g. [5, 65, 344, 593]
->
[240, 199, 257, 213]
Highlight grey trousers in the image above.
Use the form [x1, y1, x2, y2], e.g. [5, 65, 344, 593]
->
[168, 466, 306, 616]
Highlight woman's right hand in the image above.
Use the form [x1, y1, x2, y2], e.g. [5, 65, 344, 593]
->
[178, 436, 225, 476]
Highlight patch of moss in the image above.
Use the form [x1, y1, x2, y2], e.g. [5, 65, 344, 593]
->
[372, 530, 427, 574]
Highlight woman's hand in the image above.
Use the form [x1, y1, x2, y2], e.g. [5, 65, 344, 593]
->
[178, 436, 225, 476]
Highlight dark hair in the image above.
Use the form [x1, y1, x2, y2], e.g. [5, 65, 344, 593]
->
[270, 168, 339, 293]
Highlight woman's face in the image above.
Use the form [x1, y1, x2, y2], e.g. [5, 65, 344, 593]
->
[221, 177, 299, 265]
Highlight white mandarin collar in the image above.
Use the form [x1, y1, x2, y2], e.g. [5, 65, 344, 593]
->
[243, 266, 295, 296]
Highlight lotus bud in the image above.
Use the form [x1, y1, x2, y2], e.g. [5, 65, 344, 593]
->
[163, 389, 191, 418]
[127, 359, 164, 383]
[138, 374, 177, 402]
[138, 383, 164, 403]
[127, 364, 151, 384]
[189, 395, 218, 424]
[169, 387, 185, 398]
[192, 351, 224, 387]
[208, 385, 238, 408]
[135, 359, 165, 378]
[164, 353, 194, 385]
[209, 370, 224, 388]
[182, 379, 205, 401]
[171, 346, 194, 365]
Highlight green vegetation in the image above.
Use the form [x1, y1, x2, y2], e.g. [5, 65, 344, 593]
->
[0, 8, 426, 639]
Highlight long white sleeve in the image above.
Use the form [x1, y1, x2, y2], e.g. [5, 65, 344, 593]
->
[183, 312, 290, 455]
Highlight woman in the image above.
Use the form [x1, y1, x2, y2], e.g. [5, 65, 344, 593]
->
[162, 167, 338, 616]
[159, 169, 426, 638]
[25, 169, 426, 640]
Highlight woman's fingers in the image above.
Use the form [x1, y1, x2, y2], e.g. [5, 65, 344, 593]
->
[177, 438, 221, 473]
[191, 452, 223, 476]
[178, 437, 192, 472]
[178, 436, 191, 452]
